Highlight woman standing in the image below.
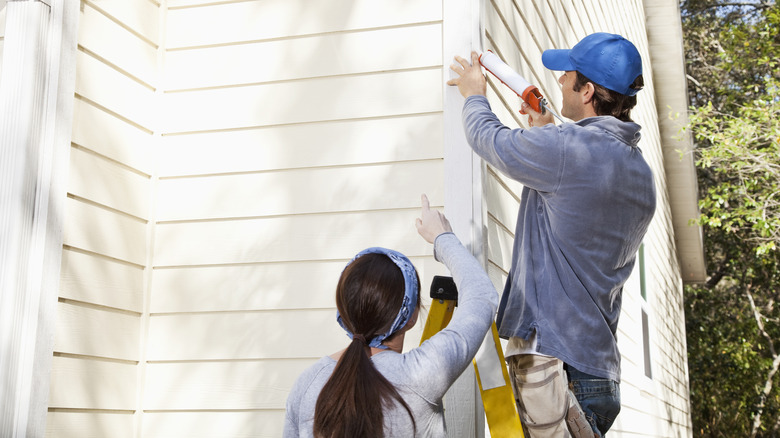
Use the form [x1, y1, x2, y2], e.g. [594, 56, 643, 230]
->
[284, 195, 498, 437]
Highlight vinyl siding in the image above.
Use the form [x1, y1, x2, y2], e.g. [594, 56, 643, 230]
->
[148, 1, 447, 437]
[48, 0, 160, 436]
[54, 1, 449, 436]
[481, 0, 692, 436]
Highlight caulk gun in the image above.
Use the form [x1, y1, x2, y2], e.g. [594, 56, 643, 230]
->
[478, 51, 564, 123]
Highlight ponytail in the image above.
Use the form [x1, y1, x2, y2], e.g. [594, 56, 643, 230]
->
[313, 336, 414, 437]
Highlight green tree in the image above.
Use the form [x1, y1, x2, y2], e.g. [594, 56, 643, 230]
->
[682, 0, 779, 109]
[680, 1, 780, 436]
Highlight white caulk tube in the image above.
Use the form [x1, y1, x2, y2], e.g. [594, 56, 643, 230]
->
[478, 50, 546, 114]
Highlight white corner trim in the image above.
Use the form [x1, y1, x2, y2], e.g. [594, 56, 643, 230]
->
[0, 0, 78, 436]
[443, 0, 487, 265]
[442, 1, 487, 437]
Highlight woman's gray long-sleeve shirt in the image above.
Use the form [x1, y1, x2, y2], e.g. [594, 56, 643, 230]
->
[284, 232, 498, 437]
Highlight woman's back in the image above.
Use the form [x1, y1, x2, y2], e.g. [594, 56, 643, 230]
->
[284, 232, 498, 437]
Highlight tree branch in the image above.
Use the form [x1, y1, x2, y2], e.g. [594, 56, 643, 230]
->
[751, 354, 780, 438]
[746, 287, 780, 437]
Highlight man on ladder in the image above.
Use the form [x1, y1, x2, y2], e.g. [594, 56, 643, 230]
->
[445, 33, 657, 438]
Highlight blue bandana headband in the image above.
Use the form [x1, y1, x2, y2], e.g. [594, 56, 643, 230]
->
[336, 247, 419, 349]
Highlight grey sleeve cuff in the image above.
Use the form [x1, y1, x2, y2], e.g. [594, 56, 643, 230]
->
[432, 232, 457, 262]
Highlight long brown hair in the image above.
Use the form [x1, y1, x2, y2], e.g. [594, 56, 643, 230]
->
[313, 253, 420, 438]
[574, 71, 643, 122]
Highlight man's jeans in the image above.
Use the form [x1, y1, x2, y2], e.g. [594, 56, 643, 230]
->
[565, 363, 621, 437]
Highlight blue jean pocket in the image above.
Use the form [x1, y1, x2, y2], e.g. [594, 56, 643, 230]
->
[567, 368, 621, 436]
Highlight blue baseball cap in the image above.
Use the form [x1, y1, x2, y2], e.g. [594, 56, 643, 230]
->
[542, 32, 643, 96]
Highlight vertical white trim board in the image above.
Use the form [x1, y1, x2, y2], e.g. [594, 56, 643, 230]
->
[443, 0, 488, 436]
[0, 0, 78, 436]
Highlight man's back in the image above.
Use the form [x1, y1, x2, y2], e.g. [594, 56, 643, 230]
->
[461, 95, 656, 380]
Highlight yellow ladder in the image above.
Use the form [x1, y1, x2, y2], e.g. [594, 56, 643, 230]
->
[420, 276, 525, 438]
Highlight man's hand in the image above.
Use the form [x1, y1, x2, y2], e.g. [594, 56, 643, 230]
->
[519, 102, 555, 127]
[415, 194, 452, 244]
[446, 51, 487, 98]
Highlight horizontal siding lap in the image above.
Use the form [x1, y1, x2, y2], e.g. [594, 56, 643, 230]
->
[654, 352, 689, 393]
[554, 0, 587, 45]
[486, 217, 514, 272]
[54, 303, 141, 361]
[153, 255, 445, 314]
[161, 69, 443, 134]
[165, 0, 442, 49]
[69, 146, 150, 220]
[143, 360, 315, 410]
[618, 381, 691, 434]
[151, 261, 343, 313]
[164, 23, 442, 91]
[157, 114, 443, 177]
[616, 294, 641, 336]
[487, 164, 525, 199]
[63, 197, 147, 266]
[146, 309, 346, 361]
[84, 0, 160, 44]
[142, 411, 285, 438]
[46, 412, 135, 438]
[485, 170, 521, 227]
[78, 2, 157, 87]
[591, 0, 611, 31]
[484, 82, 525, 130]
[74, 51, 157, 131]
[49, 355, 137, 410]
[657, 315, 684, 351]
[156, 161, 444, 221]
[153, 210, 432, 267]
[529, 0, 564, 53]
[71, 98, 154, 175]
[60, 248, 144, 313]
[611, 403, 662, 436]
[617, 344, 643, 377]
[487, 263, 509, 298]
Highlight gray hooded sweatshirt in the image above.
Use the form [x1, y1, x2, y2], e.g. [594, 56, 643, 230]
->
[462, 95, 656, 382]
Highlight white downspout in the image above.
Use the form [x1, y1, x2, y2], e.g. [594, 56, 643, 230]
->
[0, 0, 78, 436]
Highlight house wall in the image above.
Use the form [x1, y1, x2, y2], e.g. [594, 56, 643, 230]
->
[146, 0, 448, 437]
[48, 0, 160, 436]
[46, 0, 693, 437]
[481, 0, 692, 436]
[52, 1, 454, 436]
